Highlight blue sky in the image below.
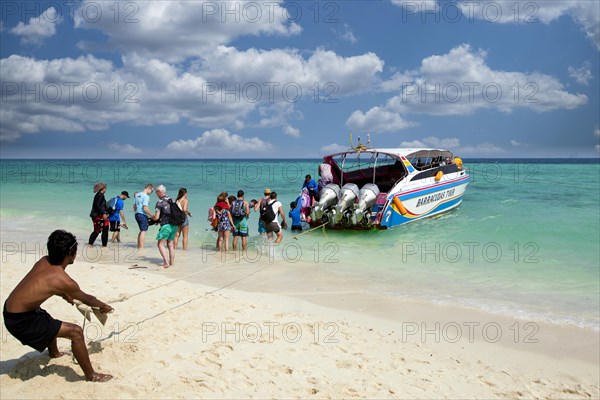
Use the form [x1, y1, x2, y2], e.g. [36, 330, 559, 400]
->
[1, 0, 599, 158]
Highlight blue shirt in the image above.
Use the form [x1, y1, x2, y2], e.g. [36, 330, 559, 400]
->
[303, 179, 318, 193]
[108, 197, 124, 222]
[289, 196, 302, 226]
[135, 191, 149, 215]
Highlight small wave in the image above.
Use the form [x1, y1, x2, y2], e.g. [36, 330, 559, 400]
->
[480, 215, 500, 221]
[381, 291, 599, 331]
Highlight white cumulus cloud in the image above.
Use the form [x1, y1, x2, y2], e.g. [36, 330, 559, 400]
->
[347, 44, 587, 134]
[399, 136, 503, 155]
[335, 24, 358, 44]
[74, 0, 302, 62]
[391, 0, 600, 50]
[283, 125, 301, 138]
[568, 63, 593, 85]
[400, 137, 460, 149]
[460, 142, 505, 155]
[456, 1, 600, 50]
[108, 143, 143, 155]
[346, 106, 415, 134]
[321, 143, 349, 154]
[166, 129, 272, 156]
[10, 7, 62, 45]
[1, 44, 384, 141]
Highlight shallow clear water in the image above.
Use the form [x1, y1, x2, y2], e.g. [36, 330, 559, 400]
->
[1, 159, 598, 329]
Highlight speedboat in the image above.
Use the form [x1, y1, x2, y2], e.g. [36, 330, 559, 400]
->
[309, 145, 469, 229]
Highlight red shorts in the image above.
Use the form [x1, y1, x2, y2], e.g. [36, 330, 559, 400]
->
[92, 216, 108, 232]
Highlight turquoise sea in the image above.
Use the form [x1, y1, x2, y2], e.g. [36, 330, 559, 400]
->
[1, 159, 599, 330]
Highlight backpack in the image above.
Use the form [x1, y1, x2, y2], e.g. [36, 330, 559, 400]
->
[167, 198, 187, 226]
[231, 200, 246, 217]
[259, 200, 276, 224]
[107, 196, 119, 215]
[208, 208, 218, 231]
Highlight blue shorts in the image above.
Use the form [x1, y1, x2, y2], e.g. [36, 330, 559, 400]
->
[135, 213, 149, 231]
[258, 220, 266, 234]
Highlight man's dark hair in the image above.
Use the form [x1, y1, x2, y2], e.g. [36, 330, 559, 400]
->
[290, 201, 296, 209]
[305, 175, 311, 179]
[47, 230, 77, 265]
[237, 190, 244, 198]
[270, 192, 277, 199]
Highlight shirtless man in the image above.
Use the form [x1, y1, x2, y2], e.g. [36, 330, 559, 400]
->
[3, 230, 113, 382]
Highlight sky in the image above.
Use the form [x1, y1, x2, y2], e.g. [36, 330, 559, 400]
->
[0, 0, 599, 158]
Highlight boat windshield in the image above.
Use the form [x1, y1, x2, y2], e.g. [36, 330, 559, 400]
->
[330, 151, 407, 191]
[407, 150, 454, 171]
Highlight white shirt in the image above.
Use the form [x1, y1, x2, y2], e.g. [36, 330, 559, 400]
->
[271, 201, 282, 226]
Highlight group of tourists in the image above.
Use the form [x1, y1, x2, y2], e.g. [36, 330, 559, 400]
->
[207, 173, 325, 251]
[87, 174, 323, 264]
[88, 182, 191, 268]
[209, 188, 289, 250]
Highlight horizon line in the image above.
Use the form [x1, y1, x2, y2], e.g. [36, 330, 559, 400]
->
[1, 157, 599, 161]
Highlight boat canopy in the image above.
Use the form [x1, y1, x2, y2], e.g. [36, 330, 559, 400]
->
[325, 148, 455, 168]
[325, 147, 454, 159]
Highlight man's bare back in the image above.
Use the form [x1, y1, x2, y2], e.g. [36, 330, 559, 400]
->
[4, 230, 113, 382]
[5, 257, 78, 313]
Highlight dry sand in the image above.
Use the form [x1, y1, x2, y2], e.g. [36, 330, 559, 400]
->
[1, 245, 598, 399]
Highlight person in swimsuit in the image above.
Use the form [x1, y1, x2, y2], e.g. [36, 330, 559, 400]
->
[174, 188, 192, 250]
[3, 230, 113, 382]
[215, 201, 235, 252]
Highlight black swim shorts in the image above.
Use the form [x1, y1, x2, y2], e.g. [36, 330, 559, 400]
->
[3, 304, 63, 352]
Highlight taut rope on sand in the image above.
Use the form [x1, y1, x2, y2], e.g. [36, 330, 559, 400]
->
[292, 222, 327, 240]
[108, 255, 244, 304]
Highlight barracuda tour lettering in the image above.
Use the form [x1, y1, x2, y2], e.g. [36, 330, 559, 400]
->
[416, 188, 455, 208]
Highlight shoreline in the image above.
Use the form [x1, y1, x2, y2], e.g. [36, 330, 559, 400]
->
[2, 211, 598, 335]
[153, 250, 600, 365]
[1, 246, 599, 398]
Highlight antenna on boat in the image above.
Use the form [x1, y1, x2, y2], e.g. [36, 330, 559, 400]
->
[349, 132, 353, 148]
[367, 132, 371, 147]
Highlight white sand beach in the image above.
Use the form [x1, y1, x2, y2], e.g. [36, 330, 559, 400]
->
[1, 239, 598, 399]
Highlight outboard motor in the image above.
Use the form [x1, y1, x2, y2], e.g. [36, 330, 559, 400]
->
[311, 184, 340, 221]
[352, 184, 380, 224]
[333, 183, 359, 224]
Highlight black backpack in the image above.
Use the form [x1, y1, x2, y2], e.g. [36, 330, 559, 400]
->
[168, 199, 187, 226]
[259, 200, 276, 224]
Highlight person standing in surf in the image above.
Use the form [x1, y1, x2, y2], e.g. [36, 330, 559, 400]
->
[88, 182, 109, 248]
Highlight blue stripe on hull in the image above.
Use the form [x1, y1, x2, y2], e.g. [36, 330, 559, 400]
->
[381, 196, 463, 228]
[396, 177, 470, 201]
